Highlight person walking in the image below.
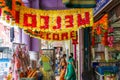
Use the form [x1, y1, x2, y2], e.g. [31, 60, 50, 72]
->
[65, 54, 76, 80]
[59, 54, 67, 80]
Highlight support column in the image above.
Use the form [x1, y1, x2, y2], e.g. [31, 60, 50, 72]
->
[78, 29, 84, 80]
[30, 0, 40, 51]
[18, 28, 22, 43]
[22, 0, 31, 50]
[22, 30, 31, 50]
[84, 27, 91, 71]
[74, 44, 77, 61]
[70, 40, 74, 53]
[31, 38, 40, 52]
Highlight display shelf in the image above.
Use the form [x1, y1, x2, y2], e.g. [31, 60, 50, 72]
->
[95, 71, 104, 80]
[97, 60, 120, 63]
[95, 71, 117, 80]
[95, 51, 104, 53]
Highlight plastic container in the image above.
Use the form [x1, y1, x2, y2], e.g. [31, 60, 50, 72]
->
[96, 66, 119, 75]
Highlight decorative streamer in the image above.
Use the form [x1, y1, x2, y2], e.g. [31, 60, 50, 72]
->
[24, 29, 77, 41]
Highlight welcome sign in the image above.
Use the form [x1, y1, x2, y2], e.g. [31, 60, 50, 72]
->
[17, 6, 93, 32]
[14, 6, 93, 41]
[15, 6, 93, 41]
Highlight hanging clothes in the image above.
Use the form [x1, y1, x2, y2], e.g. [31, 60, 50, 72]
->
[40, 55, 55, 80]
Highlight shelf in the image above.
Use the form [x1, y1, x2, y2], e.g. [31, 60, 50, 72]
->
[95, 51, 104, 53]
[92, 60, 120, 63]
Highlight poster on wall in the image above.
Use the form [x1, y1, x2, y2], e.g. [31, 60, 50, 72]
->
[0, 23, 20, 47]
[0, 24, 11, 47]
[0, 59, 10, 79]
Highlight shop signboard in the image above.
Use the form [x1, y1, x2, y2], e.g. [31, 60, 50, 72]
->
[94, 0, 112, 16]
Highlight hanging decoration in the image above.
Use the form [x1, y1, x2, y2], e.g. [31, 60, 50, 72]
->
[92, 14, 108, 31]
[91, 36, 95, 47]
[0, 1, 93, 41]
[101, 32, 108, 46]
[92, 14, 108, 47]
[72, 31, 78, 44]
[17, 6, 93, 33]
[107, 36, 114, 47]
[107, 27, 114, 47]
[0, 0, 23, 19]
[24, 29, 77, 41]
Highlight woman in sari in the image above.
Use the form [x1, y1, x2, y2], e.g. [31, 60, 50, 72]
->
[65, 55, 76, 80]
[59, 54, 67, 80]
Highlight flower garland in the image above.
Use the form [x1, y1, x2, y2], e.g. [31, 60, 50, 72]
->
[0, 0, 24, 20]
[24, 29, 77, 41]
[92, 14, 108, 47]
[17, 6, 93, 33]
[0, 3, 93, 41]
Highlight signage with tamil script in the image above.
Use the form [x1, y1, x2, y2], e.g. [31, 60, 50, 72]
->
[94, 0, 112, 16]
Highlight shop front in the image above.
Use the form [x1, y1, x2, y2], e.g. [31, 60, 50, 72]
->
[0, 20, 21, 79]
[91, 1, 120, 79]
[0, 0, 95, 80]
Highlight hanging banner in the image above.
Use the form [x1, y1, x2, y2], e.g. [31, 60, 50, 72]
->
[24, 29, 77, 41]
[0, 1, 94, 41]
[17, 6, 93, 33]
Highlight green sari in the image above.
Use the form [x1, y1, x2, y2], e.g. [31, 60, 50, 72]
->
[65, 58, 76, 80]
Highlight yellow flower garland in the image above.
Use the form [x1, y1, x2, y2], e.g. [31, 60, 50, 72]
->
[17, 6, 93, 33]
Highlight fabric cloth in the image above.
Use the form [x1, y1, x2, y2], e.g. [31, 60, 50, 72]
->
[41, 55, 52, 72]
[65, 58, 76, 80]
[40, 55, 55, 80]
[60, 68, 66, 80]
[59, 58, 67, 80]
